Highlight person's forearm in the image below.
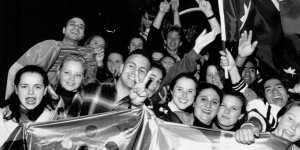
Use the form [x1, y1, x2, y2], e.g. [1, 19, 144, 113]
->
[204, 10, 220, 34]
[173, 10, 181, 27]
[153, 12, 166, 29]
[229, 66, 241, 84]
[235, 56, 247, 67]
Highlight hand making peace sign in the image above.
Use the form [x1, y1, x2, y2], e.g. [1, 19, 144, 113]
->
[130, 70, 153, 107]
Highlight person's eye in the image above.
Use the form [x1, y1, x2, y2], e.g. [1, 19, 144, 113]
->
[139, 69, 146, 74]
[188, 90, 194, 94]
[35, 85, 43, 90]
[265, 88, 271, 93]
[212, 100, 219, 105]
[232, 107, 238, 111]
[200, 97, 207, 101]
[287, 116, 293, 121]
[176, 88, 183, 92]
[75, 74, 83, 78]
[128, 64, 134, 68]
[79, 25, 84, 30]
[277, 86, 284, 89]
[64, 71, 70, 74]
[19, 85, 27, 89]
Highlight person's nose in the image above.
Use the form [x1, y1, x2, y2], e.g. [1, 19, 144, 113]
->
[181, 91, 188, 98]
[271, 88, 280, 95]
[205, 100, 212, 108]
[28, 87, 34, 95]
[224, 107, 230, 114]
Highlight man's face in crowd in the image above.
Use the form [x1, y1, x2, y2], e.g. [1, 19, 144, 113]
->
[277, 105, 300, 142]
[242, 61, 257, 85]
[147, 67, 163, 97]
[128, 37, 144, 52]
[264, 78, 289, 108]
[107, 52, 124, 76]
[166, 31, 182, 52]
[120, 54, 150, 88]
[63, 17, 85, 41]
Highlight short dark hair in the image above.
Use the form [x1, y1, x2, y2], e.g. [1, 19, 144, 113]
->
[14, 65, 49, 86]
[165, 25, 183, 41]
[223, 90, 247, 114]
[169, 73, 198, 91]
[126, 49, 151, 68]
[84, 35, 106, 48]
[197, 82, 223, 104]
[151, 62, 166, 79]
[128, 34, 146, 47]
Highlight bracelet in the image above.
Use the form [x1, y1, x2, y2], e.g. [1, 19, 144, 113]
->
[207, 14, 215, 20]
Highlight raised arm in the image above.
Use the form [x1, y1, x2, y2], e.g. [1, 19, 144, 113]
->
[196, 0, 220, 34]
[170, 0, 181, 27]
[235, 30, 258, 67]
[153, 0, 170, 29]
[162, 29, 218, 85]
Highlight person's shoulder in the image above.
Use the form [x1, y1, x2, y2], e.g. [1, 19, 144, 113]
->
[38, 39, 60, 45]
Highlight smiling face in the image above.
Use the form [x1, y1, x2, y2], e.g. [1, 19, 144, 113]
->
[172, 77, 197, 110]
[89, 36, 105, 50]
[120, 54, 150, 89]
[15, 72, 46, 110]
[63, 17, 85, 41]
[59, 60, 84, 92]
[242, 61, 257, 85]
[217, 95, 243, 129]
[264, 78, 288, 108]
[276, 105, 300, 142]
[166, 31, 182, 52]
[194, 88, 221, 125]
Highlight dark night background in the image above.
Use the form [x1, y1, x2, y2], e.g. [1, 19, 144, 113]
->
[0, 0, 217, 100]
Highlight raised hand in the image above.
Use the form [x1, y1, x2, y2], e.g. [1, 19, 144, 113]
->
[195, 0, 213, 16]
[238, 30, 258, 58]
[95, 48, 105, 67]
[170, 0, 179, 12]
[193, 29, 217, 54]
[159, 0, 170, 14]
[220, 49, 236, 71]
[130, 70, 152, 107]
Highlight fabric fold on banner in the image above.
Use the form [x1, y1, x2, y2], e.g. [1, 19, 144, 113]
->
[2, 107, 292, 150]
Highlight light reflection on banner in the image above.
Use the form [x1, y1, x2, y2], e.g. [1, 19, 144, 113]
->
[13, 107, 292, 150]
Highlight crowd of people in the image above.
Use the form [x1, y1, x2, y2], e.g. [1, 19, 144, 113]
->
[1, 0, 300, 149]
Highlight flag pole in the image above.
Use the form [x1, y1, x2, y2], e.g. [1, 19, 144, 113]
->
[218, 0, 229, 79]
